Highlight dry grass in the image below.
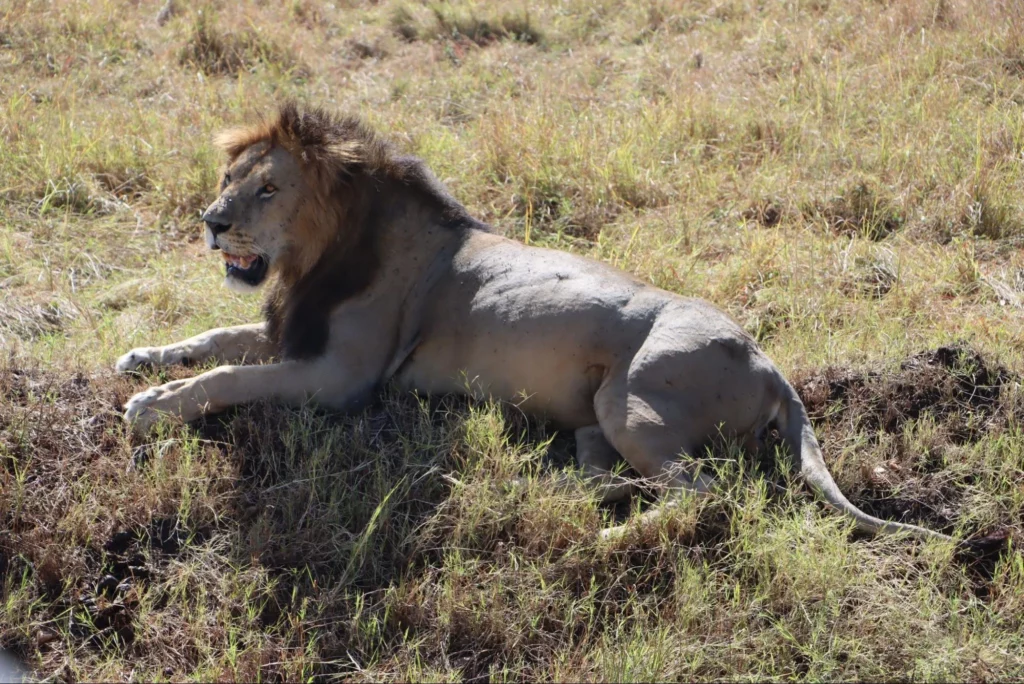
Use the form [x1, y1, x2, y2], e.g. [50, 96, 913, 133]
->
[2, 0, 1024, 680]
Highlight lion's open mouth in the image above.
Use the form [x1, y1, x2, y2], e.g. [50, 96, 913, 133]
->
[223, 252, 269, 286]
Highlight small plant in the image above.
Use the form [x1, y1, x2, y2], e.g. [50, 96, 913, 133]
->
[430, 6, 544, 47]
[803, 181, 904, 241]
[178, 12, 298, 76]
[962, 178, 1018, 239]
[390, 5, 420, 42]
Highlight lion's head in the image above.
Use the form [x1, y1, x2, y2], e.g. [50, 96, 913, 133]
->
[203, 103, 476, 358]
[203, 103, 389, 292]
[200, 142, 298, 291]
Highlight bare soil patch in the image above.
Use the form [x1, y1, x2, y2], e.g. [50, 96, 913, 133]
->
[793, 344, 1020, 534]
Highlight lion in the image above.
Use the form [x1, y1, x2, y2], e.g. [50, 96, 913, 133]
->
[117, 103, 950, 542]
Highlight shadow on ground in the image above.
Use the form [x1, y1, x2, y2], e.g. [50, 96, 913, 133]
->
[1, 343, 1020, 679]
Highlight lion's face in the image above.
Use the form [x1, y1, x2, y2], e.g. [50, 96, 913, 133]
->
[201, 142, 306, 292]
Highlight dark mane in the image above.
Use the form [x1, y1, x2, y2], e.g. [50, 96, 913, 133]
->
[215, 103, 483, 360]
[216, 102, 474, 228]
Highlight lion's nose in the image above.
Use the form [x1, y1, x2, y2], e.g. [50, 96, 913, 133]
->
[204, 218, 231, 236]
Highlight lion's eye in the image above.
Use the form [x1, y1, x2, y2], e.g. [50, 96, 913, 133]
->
[259, 183, 277, 198]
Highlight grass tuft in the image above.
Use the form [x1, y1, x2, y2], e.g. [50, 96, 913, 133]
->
[392, 4, 545, 48]
[430, 6, 544, 47]
[802, 181, 905, 242]
[178, 12, 299, 76]
[390, 5, 421, 42]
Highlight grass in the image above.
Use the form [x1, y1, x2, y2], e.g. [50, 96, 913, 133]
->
[2, 0, 1024, 680]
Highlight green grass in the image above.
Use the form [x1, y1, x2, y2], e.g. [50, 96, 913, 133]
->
[2, 0, 1024, 680]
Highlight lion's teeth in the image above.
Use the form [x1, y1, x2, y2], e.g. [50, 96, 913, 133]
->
[222, 253, 256, 268]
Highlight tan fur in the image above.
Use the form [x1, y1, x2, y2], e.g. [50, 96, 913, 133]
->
[119, 104, 952, 543]
[216, 140, 329, 278]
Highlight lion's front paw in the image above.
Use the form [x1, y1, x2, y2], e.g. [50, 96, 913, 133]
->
[116, 348, 156, 373]
[123, 385, 179, 434]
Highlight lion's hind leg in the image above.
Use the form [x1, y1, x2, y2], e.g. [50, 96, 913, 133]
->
[540, 425, 635, 503]
[594, 438, 717, 541]
[593, 377, 718, 540]
[573, 425, 635, 504]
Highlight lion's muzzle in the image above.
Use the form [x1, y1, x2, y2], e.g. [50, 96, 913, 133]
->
[223, 252, 269, 287]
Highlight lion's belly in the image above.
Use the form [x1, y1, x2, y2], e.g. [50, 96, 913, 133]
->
[395, 336, 605, 428]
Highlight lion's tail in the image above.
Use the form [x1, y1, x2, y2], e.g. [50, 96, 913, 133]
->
[775, 376, 952, 543]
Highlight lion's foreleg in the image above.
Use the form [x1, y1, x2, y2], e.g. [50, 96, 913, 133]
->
[116, 323, 274, 372]
[123, 357, 343, 433]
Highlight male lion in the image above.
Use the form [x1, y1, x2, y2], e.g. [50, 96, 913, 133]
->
[118, 103, 949, 542]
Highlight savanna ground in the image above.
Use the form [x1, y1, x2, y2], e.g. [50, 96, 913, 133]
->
[2, 0, 1024, 680]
